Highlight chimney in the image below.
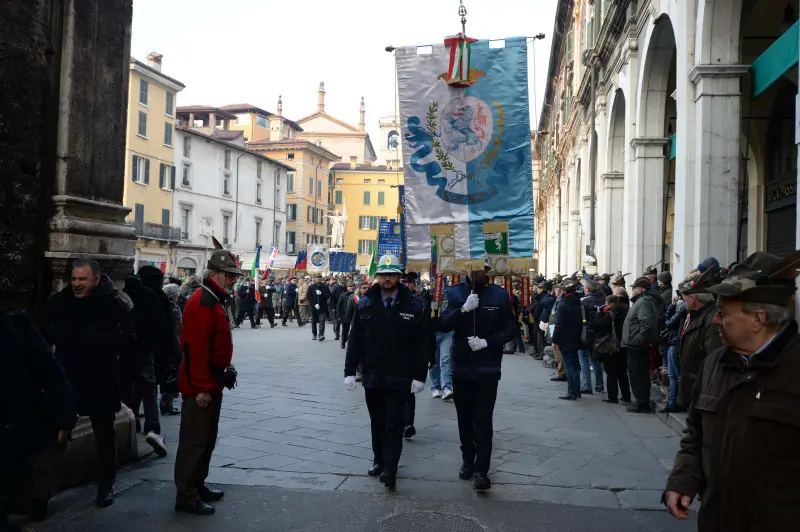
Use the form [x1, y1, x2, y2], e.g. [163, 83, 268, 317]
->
[317, 81, 325, 112]
[350, 156, 357, 169]
[277, 94, 283, 117]
[359, 97, 365, 132]
[146, 52, 163, 72]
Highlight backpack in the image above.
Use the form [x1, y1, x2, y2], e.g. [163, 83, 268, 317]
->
[593, 309, 620, 359]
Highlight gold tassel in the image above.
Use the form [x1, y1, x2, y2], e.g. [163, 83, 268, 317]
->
[482, 221, 509, 234]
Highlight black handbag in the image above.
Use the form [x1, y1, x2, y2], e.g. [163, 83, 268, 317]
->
[593, 311, 620, 359]
[212, 364, 238, 390]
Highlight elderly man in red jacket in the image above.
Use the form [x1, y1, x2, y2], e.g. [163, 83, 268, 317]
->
[174, 250, 242, 516]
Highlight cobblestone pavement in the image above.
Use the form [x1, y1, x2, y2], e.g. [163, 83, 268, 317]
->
[37, 323, 693, 531]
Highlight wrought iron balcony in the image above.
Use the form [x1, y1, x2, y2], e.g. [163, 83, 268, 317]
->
[133, 221, 183, 242]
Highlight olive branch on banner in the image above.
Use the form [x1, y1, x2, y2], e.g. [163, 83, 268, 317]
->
[425, 101, 505, 190]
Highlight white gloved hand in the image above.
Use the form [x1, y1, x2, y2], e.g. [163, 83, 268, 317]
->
[316, 290, 322, 295]
[461, 293, 480, 313]
[411, 380, 425, 394]
[315, 304, 320, 310]
[344, 376, 356, 391]
[467, 336, 488, 352]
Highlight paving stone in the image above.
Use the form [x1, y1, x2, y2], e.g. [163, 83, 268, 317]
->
[616, 489, 667, 510]
[488, 484, 620, 508]
[229, 453, 303, 470]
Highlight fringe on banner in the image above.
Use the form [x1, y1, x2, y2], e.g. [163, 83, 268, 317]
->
[454, 259, 485, 272]
[508, 257, 533, 273]
[482, 221, 509, 234]
[430, 224, 455, 238]
[406, 260, 431, 273]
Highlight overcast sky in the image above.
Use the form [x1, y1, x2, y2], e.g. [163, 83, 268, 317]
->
[131, 0, 557, 144]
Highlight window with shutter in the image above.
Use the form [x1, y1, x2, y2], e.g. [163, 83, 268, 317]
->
[164, 123, 173, 146]
[144, 159, 150, 184]
[363, 191, 370, 205]
[138, 111, 147, 137]
[139, 80, 148, 105]
[132, 155, 139, 182]
[378, 191, 385, 205]
[171, 165, 176, 190]
[335, 190, 342, 204]
[162, 209, 170, 225]
[134, 203, 144, 222]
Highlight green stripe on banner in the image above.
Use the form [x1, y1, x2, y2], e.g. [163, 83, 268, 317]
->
[669, 133, 676, 160]
[466, 41, 472, 78]
[752, 21, 799, 97]
[455, 41, 463, 78]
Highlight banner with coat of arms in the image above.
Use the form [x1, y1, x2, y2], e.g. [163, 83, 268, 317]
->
[397, 37, 534, 274]
[306, 244, 329, 273]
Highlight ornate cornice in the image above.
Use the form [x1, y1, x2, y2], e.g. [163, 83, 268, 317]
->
[688, 64, 750, 83]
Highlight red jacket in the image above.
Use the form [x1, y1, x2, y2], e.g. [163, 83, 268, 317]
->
[178, 278, 233, 395]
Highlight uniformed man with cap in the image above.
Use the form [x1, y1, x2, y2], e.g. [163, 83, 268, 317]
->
[343, 255, 428, 489]
[664, 250, 800, 530]
[174, 249, 242, 515]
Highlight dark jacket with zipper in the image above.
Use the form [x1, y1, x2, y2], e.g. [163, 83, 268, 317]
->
[665, 322, 800, 532]
[552, 292, 584, 353]
[282, 283, 298, 307]
[330, 284, 347, 315]
[677, 302, 723, 408]
[663, 302, 687, 347]
[308, 282, 331, 313]
[344, 284, 428, 390]
[337, 291, 355, 323]
[594, 297, 629, 352]
[536, 292, 556, 323]
[436, 278, 517, 381]
[621, 291, 662, 348]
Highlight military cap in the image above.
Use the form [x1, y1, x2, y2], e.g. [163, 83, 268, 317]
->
[401, 271, 419, 283]
[630, 276, 652, 290]
[705, 250, 800, 305]
[601, 273, 612, 281]
[680, 267, 721, 295]
[643, 265, 658, 277]
[612, 272, 630, 287]
[207, 249, 243, 276]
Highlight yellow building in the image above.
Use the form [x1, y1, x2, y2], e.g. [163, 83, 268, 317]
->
[330, 163, 403, 270]
[123, 53, 185, 272]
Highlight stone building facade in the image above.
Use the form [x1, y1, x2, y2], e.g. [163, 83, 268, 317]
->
[534, 0, 799, 283]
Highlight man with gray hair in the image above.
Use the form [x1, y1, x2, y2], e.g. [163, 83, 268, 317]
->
[664, 250, 800, 529]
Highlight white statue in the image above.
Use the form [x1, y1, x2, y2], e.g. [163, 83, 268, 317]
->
[329, 203, 348, 249]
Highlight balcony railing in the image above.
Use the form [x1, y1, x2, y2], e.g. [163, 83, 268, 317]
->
[134, 221, 182, 242]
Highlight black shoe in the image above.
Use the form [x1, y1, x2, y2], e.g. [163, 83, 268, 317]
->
[559, 394, 578, 401]
[534, 354, 544, 360]
[621, 397, 632, 404]
[282, 322, 288, 327]
[403, 425, 416, 439]
[355, 373, 363, 382]
[96, 490, 114, 508]
[318, 337, 325, 341]
[659, 405, 682, 414]
[27, 498, 48, 522]
[175, 501, 215, 515]
[602, 398, 619, 404]
[473, 473, 491, 491]
[550, 376, 567, 382]
[312, 336, 317, 340]
[580, 389, 594, 395]
[458, 462, 474, 480]
[199, 486, 224, 503]
[368, 463, 384, 477]
[335, 336, 340, 341]
[270, 323, 277, 328]
[379, 472, 396, 489]
[627, 406, 652, 414]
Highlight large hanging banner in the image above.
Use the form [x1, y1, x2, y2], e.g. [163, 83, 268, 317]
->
[306, 245, 329, 273]
[398, 37, 534, 275]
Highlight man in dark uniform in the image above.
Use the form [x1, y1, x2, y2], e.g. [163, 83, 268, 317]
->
[307, 274, 331, 341]
[437, 261, 517, 490]
[174, 249, 242, 516]
[664, 250, 800, 530]
[344, 255, 428, 489]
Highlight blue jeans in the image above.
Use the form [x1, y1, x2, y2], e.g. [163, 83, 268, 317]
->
[579, 349, 604, 391]
[430, 331, 453, 391]
[561, 350, 582, 396]
[667, 344, 680, 407]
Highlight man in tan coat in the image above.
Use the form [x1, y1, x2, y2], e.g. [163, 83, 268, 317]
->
[298, 277, 311, 323]
[664, 250, 800, 531]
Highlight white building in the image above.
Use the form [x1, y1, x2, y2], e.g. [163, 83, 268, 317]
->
[171, 109, 292, 277]
[534, 0, 799, 283]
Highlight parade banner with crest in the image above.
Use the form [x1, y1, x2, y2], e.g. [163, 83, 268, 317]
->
[306, 245, 329, 274]
[397, 28, 534, 275]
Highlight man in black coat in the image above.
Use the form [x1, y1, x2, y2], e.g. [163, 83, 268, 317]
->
[235, 278, 259, 329]
[307, 274, 331, 341]
[281, 278, 302, 326]
[1, 311, 76, 527]
[552, 280, 585, 400]
[336, 282, 356, 349]
[329, 278, 347, 341]
[257, 278, 277, 328]
[45, 259, 134, 508]
[437, 264, 517, 491]
[344, 255, 428, 490]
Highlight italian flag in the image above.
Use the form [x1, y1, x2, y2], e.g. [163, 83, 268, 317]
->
[367, 248, 378, 281]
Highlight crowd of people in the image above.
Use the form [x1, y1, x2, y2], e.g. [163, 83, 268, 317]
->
[4, 247, 800, 530]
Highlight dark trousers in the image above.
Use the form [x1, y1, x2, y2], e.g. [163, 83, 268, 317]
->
[120, 367, 161, 435]
[311, 310, 326, 338]
[452, 378, 499, 475]
[257, 306, 275, 327]
[333, 315, 341, 338]
[404, 394, 415, 427]
[627, 347, 651, 410]
[514, 326, 525, 353]
[174, 393, 222, 504]
[603, 350, 631, 402]
[90, 414, 117, 492]
[282, 304, 302, 325]
[364, 388, 407, 475]
[236, 302, 256, 327]
[340, 322, 351, 348]
[535, 327, 546, 355]
[1, 459, 30, 528]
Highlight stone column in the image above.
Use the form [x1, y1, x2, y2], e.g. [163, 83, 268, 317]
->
[629, 137, 669, 275]
[676, 65, 748, 279]
[599, 172, 624, 272]
[622, 27, 640, 279]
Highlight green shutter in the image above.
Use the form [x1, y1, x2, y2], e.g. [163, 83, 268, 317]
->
[132, 155, 138, 182]
[378, 191, 384, 205]
[364, 191, 370, 204]
[144, 159, 150, 184]
[669, 134, 676, 160]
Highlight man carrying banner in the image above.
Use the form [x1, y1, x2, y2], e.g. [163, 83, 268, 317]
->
[437, 261, 517, 491]
[343, 255, 428, 490]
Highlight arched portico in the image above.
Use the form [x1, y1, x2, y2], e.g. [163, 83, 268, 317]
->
[599, 89, 627, 271]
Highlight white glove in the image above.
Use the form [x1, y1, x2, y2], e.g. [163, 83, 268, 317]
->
[467, 336, 488, 352]
[411, 380, 425, 394]
[344, 376, 356, 391]
[461, 293, 479, 313]
[316, 290, 322, 295]
[315, 304, 320, 310]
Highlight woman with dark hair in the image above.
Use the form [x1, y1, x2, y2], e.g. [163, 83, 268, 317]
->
[594, 288, 632, 404]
